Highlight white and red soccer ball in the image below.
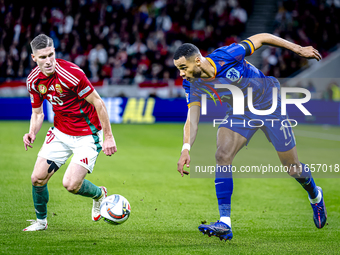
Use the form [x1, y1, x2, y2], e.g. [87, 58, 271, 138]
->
[100, 194, 131, 225]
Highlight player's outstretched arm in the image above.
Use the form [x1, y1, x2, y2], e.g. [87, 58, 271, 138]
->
[177, 105, 200, 177]
[23, 106, 44, 151]
[247, 33, 322, 61]
[85, 90, 117, 156]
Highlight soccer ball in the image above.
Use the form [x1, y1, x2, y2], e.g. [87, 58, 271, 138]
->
[100, 194, 131, 225]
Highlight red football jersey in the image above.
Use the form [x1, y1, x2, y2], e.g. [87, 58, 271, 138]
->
[26, 59, 102, 136]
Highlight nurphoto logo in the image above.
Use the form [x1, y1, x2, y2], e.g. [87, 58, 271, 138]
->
[199, 84, 311, 128]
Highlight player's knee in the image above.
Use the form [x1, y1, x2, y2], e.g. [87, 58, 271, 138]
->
[63, 180, 81, 194]
[31, 174, 47, 186]
[63, 183, 78, 193]
[215, 147, 233, 165]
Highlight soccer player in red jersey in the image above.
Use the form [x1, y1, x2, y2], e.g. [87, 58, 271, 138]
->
[22, 34, 117, 231]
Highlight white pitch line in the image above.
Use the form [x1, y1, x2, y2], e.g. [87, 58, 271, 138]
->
[294, 130, 340, 141]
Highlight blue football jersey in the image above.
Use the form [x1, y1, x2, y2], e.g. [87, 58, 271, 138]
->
[183, 42, 280, 112]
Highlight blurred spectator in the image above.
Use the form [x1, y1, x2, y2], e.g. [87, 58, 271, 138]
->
[192, 8, 206, 31]
[230, 3, 248, 32]
[1, 0, 337, 98]
[111, 57, 125, 85]
[306, 81, 316, 93]
[325, 82, 340, 101]
[100, 56, 114, 80]
[127, 38, 147, 55]
[303, 81, 317, 99]
[156, 8, 172, 32]
[261, 0, 340, 78]
[0, 0, 255, 84]
[88, 44, 108, 81]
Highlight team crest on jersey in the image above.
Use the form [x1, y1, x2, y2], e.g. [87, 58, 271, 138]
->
[226, 68, 240, 82]
[38, 84, 47, 94]
[55, 84, 63, 94]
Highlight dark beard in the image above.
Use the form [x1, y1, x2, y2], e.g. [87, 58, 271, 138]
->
[192, 68, 201, 78]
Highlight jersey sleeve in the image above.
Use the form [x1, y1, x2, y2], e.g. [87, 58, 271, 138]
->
[30, 92, 44, 108]
[213, 39, 254, 65]
[217, 43, 247, 63]
[183, 80, 201, 108]
[239, 39, 255, 56]
[28, 86, 44, 108]
[76, 74, 95, 99]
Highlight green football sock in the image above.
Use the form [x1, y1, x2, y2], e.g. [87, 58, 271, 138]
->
[76, 179, 102, 199]
[32, 184, 49, 220]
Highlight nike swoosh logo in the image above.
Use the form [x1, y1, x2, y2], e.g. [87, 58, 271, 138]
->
[285, 139, 292, 146]
[215, 182, 224, 185]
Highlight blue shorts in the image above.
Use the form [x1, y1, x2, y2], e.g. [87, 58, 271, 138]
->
[219, 108, 296, 152]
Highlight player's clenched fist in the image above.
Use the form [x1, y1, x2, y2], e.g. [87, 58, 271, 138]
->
[102, 136, 117, 156]
[177, 150, 190, 177]
[23, 133, 36, 151]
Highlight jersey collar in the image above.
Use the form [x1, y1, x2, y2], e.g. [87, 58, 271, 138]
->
[202, 57, 217, 81]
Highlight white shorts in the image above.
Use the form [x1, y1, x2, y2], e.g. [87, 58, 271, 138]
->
[38, 127, 103, 173]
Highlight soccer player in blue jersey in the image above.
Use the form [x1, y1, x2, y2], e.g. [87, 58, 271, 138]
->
[173, 33, 326, 241]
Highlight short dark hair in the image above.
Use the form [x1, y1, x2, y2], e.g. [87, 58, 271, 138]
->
[173, 43, 200, 60]
[30, 34, 54, 52]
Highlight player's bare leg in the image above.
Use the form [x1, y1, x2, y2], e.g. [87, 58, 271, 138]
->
[277, 146, 327, 228]
[276, 146, 300, 174]
[63, 163, 107, 221]
[31, 156, 59, 186]
[215, 127, 247, 165]
[23, 156, 59, 231]
[62, 163, 88, 194]
[199, 127, 247, 240]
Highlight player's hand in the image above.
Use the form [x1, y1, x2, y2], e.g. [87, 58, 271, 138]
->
[177, 150, 190, 177]
[102, 136, 117, 156]
[23, 133, 36, 151]
[298, 46, 322, 61]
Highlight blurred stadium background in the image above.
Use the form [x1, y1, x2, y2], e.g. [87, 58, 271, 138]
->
[0, 0, 340, 123]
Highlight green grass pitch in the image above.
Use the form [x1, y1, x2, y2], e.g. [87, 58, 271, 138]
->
[0, 121, 339, 254]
